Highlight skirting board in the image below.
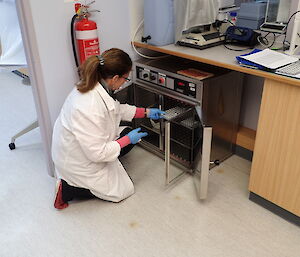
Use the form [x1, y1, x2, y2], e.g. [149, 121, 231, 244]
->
[249, 192, 300, 227]
[234, 144, 253, 161]
[236, 148, 299, 226]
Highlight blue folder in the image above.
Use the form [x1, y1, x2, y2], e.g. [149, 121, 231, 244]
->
[236, 49, 266, 70]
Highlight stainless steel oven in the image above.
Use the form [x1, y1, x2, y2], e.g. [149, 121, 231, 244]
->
[118, 56, 243, 199]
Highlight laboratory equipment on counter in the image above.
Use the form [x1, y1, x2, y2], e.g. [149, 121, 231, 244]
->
[142, 0, 175, 46]
[216, 0, 239, 20]
[225, 26, 261, 46]
[142, 0, 239, 49]
[236, 1, 267, 30]
[177, 26, 226, 50]
[142, 0, 221, 47]
[176, 0, 239, 49]
[285, 0, 300, 56]
[260, 0, 292, 33]
[129, 56, 243, 199]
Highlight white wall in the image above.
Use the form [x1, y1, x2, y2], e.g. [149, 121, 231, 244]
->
[24, 0, 139, 126]
[0, 0, 26, 65]
[17, 0, 139, 176]
[93, 0, 133, 56]
[29, 0, 78, 124]
[129, 0, 144, 40]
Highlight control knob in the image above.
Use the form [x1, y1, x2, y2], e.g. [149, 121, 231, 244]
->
[150, 75, 156, 81]
[158, 77, 165, 84]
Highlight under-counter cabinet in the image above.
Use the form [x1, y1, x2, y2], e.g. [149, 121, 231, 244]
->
[130, 42, 300, 224]
[249, 78, 300, 218]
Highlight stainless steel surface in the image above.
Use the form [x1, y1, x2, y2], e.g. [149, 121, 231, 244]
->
[198, 127, 213, 199]
[134, 57, 207, 103]
[139, 141, 193, 173]
[159, 95, 164, 150]
[11, 120, 39, 143]
[132, 56, 243, 197]
[163, 106, 188, 121]
[134, 81, 199, 106]
[165, 121, 170, 185]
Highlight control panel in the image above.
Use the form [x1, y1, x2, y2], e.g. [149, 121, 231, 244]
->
[136, 66, 197, 98]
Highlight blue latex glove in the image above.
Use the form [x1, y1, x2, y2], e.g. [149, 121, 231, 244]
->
[127, 128, 148, 144]
[147, 108, 166, 120]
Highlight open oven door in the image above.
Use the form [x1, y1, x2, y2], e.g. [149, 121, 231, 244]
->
[164, 105, 213, 199]
[193, 126, 212, 199]
[164, 120, 187, 185]
[163, 106, 197, 185]
[193, 105, 212, 200]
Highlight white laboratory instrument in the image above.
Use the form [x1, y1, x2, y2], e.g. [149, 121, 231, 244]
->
[177, 28, 226, 49]
[260, 0, 292, 33]
[176, 0, 238, 49]
[285, 1, 300, 56]
[142, 0, 175, 46]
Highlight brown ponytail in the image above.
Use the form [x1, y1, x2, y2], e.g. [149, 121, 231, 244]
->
[76, 48, 132, 93]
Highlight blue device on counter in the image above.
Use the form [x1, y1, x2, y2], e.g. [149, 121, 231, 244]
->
[225, 26, 260, 47]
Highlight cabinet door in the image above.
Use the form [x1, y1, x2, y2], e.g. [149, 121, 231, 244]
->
[249, 79, 300, 216]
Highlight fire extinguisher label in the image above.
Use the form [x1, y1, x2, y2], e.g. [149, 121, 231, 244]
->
[83, 38, 100, 58]
[76, 30, 98, 40]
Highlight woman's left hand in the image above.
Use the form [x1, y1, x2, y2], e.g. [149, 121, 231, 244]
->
[147, 108, 166, 120]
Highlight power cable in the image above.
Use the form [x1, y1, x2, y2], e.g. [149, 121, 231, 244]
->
[283, 10, 300, 50]
[131, 20, 168, 59]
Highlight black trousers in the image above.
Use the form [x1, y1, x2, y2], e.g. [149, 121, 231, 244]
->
[62, 127, 135, 203]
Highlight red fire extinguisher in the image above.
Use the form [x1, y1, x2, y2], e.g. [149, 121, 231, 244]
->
[72, 3, 100, 66]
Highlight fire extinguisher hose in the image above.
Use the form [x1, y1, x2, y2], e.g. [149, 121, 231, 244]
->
[71, 14, 79, 67]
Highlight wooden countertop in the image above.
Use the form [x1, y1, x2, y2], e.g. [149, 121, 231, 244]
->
[133, 42, 300, 88]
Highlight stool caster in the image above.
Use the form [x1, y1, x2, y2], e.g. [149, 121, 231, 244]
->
[9, 143, 16, 150]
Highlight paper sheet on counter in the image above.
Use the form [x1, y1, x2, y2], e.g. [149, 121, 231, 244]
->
[240, 49, 298, 69]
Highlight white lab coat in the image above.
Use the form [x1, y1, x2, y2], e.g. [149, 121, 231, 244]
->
[51, 82, 136, 202]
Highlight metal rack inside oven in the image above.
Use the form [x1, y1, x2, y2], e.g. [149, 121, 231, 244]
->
[134, 86, 201, 168]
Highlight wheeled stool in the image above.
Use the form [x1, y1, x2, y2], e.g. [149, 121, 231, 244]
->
[8, 120, 39, 150]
